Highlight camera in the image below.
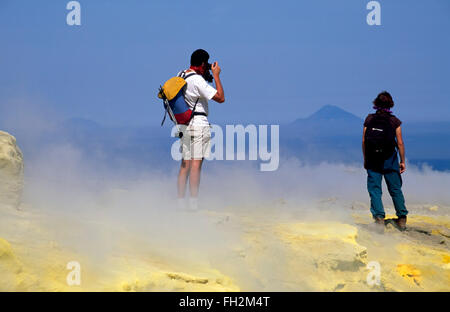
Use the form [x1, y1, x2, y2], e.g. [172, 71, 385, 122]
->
[203, 62, 214, 83]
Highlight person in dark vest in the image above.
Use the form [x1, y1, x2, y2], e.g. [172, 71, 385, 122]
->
[362, 91, 408, 231]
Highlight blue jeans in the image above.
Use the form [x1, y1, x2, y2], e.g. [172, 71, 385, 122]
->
[367, 169, 408, 219]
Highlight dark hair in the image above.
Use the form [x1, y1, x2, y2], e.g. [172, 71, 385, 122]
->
[190, 49, 209, 66]
[373, 91, 394, 109]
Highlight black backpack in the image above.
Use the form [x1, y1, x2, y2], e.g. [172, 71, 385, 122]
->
[364, 114, 397, 170]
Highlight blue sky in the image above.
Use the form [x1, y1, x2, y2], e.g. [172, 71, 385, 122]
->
[1, 0, 449, 127]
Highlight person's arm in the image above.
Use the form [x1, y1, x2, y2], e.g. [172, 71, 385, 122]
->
[396, 126, 406, 173]
[362, 127, 367, 167]
[211, 62, 225, 103]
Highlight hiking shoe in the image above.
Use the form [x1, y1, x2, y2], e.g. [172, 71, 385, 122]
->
[177, 198, 186, 210]
[374, 217, 385, 234]
[394, 216, 407, 231]
[188, 197, 199, 211]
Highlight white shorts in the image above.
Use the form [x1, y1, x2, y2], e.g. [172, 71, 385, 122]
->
[180, 126, 211, 160]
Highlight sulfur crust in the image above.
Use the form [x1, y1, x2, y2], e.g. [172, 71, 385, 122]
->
[1, 211, 449, 291]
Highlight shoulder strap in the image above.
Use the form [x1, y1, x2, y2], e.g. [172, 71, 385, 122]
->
[178, 70, 201, 113]
[178, 70, 198, 80]
[176, 71, 202, 119]
[187, 98, 200, 124]
[183, 73, 197, 80]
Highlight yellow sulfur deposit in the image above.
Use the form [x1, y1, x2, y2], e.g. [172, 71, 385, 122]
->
[275, 222, 360, 245]
[1, 205, 449, 291]
[0, 234, 240, 292]
[397, 264, 422, 286]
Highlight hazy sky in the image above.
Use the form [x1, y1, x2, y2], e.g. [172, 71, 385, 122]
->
[1, 0, 449, 127]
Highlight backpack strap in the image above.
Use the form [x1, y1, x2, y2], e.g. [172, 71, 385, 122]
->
[178, 70, 198, 80]
[183, 73, 197, 80]
[189, 98, 200, 122]
[178, 70, 202, 115]
[159, 86, 170, 126]
[161, 109, 168, 126]
[177, 70, 207, 123]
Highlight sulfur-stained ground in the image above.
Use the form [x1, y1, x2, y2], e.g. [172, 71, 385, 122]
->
[0, 200, 449, 292]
